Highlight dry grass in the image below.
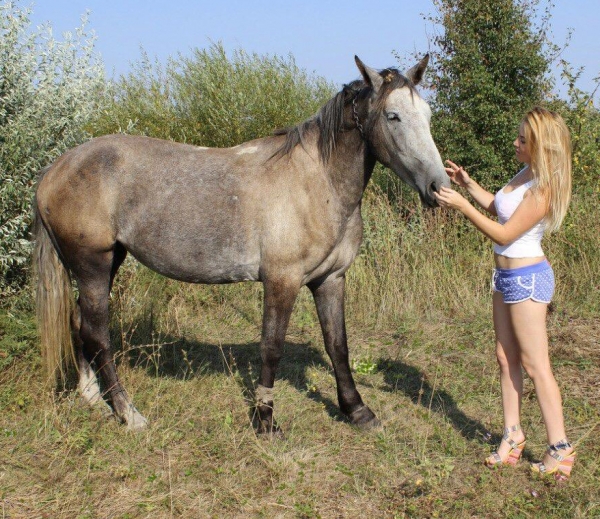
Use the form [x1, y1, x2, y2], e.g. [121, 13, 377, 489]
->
[2, 310, 598, 518]
[1, 187, 599, 518]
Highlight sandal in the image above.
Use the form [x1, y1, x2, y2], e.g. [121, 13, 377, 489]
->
[484, 424, 526, 468]
[531, 439, 576, 481]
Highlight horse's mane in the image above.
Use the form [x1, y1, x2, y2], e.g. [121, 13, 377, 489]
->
[272, 68, 415, 163]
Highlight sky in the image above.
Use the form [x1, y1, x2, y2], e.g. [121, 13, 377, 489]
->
[27, 0, 599, 99]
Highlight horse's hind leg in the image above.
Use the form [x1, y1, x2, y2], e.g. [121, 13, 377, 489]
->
[73, 247, 147, 431]
[71, 304, 112, 418]
[308, 275, 380, 429]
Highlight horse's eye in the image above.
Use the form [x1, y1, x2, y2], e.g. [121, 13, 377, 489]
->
[387, 112, 401, 122]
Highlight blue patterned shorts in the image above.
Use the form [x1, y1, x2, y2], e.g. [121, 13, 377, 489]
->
[492, 260, 555, 304]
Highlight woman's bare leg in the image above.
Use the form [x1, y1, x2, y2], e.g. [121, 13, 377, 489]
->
[508, 299, 572, 467]
[491, 292, 526, 459]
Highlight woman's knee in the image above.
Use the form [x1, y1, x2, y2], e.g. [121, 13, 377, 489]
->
[521, 359, 554, 383]
[495, 343, 519, 370]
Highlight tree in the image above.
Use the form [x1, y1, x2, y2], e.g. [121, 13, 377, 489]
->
[0, 1, 105, 293]
[426, 0, 557, 188]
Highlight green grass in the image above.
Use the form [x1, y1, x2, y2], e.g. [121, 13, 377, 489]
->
[1, 187, 599, 518]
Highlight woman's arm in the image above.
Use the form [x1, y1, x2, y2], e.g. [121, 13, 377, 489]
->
[444, 160, 497, 215]
[435, 187, 548, 245]
[463, 180, 497, 216]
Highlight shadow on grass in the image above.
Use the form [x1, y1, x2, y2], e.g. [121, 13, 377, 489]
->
[378, 358, 493, 446]
[118, 331, 346, 425]
[109, 317, 496, 442]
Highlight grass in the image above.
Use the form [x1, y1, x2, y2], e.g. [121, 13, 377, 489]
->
[1, 186, 599, 518]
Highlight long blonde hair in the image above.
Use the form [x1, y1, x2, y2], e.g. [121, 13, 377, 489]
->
[522, 106, 572, 233]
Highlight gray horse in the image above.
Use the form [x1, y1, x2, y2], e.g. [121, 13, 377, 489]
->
[34, 55, 449, 434]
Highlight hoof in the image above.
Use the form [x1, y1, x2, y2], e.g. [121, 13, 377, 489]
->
[91, 400, 114, 420]
[255, 419, 285, 440]
[124, 405, 148, 432]
[349, 405, 381, 430]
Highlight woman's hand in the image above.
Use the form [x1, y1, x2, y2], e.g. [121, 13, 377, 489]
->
[445, 160, 471, 188]
[434, 186, 469, 212]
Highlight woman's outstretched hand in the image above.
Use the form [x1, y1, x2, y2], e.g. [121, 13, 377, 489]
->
[445, 160, 471, 188]
[434, 186, 468, 211]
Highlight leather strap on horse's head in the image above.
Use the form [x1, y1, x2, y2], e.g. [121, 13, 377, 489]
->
[352, 93, 366, 138]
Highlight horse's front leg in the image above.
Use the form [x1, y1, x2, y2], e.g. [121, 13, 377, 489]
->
[309, 275, 380, 429]
[255, 279, 299, 437]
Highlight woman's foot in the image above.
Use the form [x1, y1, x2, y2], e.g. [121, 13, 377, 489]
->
[531, 439, 576, 481]
[484, 424, 526, 468]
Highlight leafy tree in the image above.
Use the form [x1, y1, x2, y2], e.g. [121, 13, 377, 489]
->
[0, 1, 105, 293]
[426, 0, 558, 188]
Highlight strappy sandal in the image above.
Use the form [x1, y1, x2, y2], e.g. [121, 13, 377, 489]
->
[484, 424, 526, 468]
[530, 439, 576, 481]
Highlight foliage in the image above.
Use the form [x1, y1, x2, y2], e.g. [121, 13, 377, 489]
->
[550, 62, 600, 196]
[425, 0, 558, 189]
[0, 1, 105, 293]
[93, 42, 336, 146]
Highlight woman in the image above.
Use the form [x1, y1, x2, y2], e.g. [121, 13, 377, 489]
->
[434, 107, 576, 480]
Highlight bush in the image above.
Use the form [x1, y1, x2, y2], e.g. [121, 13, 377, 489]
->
[0, 1, 105, 293]
[92, 42, 336, 146]
[551, 63, 600, 196]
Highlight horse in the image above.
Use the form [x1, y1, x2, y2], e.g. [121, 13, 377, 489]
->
[34, 55, 449, 434]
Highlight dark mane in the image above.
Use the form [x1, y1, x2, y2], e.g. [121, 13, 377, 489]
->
[271, 80, 364, 163]
[272, 68, 415, 163]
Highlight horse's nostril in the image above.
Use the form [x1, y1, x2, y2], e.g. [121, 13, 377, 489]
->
[430, 181, 438, 194]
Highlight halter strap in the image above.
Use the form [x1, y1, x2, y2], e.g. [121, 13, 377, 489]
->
[352, 94, 365, 138]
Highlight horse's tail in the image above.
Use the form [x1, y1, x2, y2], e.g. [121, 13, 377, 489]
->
[33, 177, 75, 388]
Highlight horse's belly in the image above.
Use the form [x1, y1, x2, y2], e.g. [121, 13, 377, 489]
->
[129, 247, 261, 284]
[120, 225, 261, 284]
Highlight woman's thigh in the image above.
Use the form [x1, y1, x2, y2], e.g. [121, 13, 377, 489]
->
[507, 299, 551, 374]
[493, 292, 519, 364]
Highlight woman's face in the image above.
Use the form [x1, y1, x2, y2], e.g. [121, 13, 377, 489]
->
[514, 123, 532, 164]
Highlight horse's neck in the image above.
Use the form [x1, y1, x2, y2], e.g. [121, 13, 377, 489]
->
[326, 133, 375, 213]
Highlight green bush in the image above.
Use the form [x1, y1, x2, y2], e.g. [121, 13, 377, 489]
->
[551, 63, 600, 196]
[0, 1, 105, 293]
[93, 42, 336, 146]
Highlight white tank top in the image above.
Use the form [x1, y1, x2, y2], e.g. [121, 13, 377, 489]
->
[493, 171, 546, 258]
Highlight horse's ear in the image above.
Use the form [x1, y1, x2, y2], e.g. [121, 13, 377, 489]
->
[355, 56, 383, 93]
[405, 54, 429, 85]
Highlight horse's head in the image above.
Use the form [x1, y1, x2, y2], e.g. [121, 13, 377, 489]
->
[355, 55, 449, 207]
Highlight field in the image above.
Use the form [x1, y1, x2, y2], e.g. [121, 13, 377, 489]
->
[1, 188, 599, 518]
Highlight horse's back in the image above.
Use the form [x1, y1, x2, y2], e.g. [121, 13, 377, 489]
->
[36, 134, 352, 284]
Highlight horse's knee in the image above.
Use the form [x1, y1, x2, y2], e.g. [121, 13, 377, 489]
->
[261, 342, 282, 363]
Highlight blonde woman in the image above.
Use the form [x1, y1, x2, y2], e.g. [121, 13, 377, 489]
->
[434, 107, 576, 480]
